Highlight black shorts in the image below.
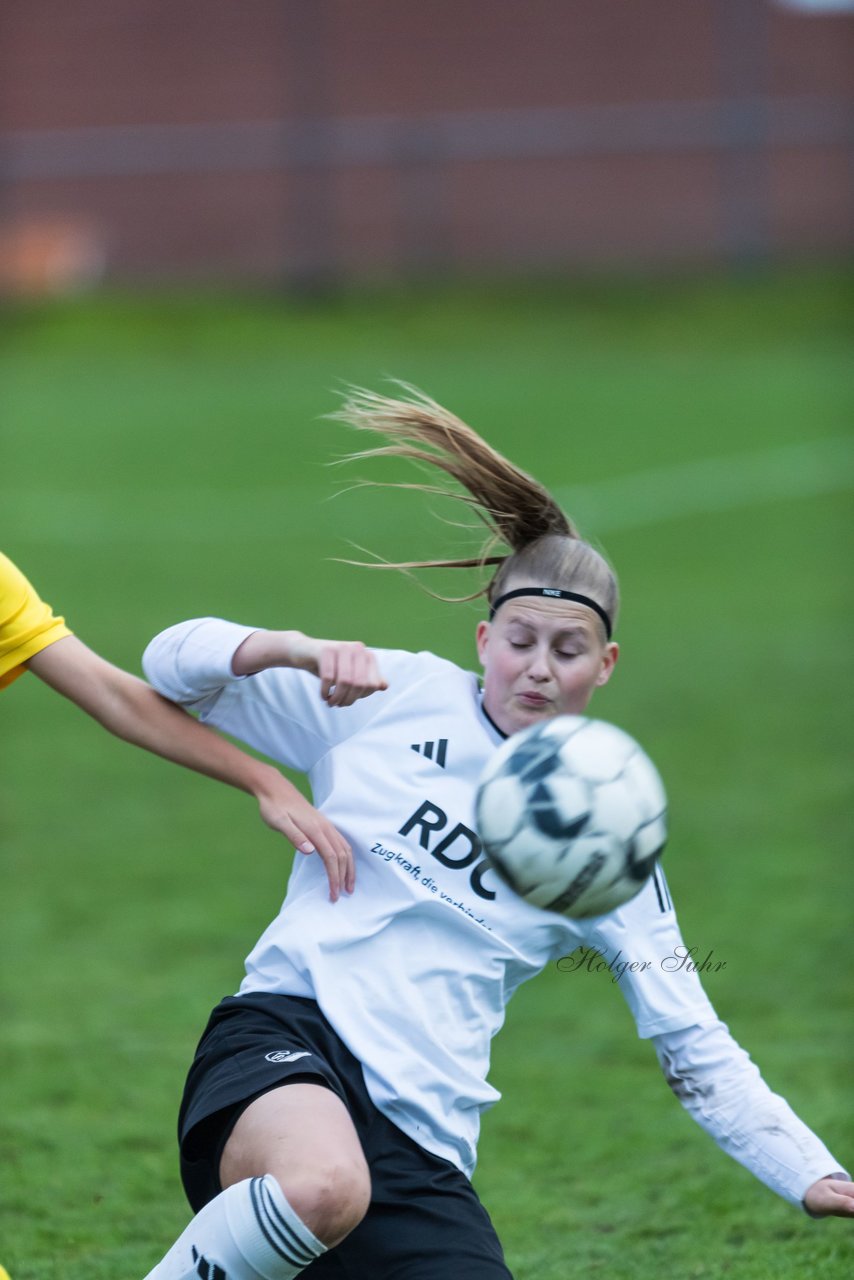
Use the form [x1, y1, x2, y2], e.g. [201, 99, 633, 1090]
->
[178, 992, 514, 1280]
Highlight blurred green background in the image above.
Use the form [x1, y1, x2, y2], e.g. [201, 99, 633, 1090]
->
[2, 268, 853, 1277]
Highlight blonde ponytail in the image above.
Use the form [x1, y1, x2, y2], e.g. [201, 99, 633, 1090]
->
[329, 383, 619, 631]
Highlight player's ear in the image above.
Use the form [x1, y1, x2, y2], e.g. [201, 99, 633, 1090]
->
[595, 642, 619, 687]
[476, 620, 490, 666]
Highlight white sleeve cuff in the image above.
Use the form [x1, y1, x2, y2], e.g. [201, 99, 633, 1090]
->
[142, 617, 260, 705]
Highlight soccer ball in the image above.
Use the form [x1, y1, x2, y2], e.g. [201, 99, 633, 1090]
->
[475, 716, 667, 918]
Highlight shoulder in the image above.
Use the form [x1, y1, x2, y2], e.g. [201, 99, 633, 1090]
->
[358, 648, 482, 741]
[0, 551, 30, 608]
[371, 647, 477, 691]
[1, 552, 64, 625]
[0, 551, 72, 689]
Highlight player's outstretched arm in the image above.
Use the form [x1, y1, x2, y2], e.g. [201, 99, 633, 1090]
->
[803, 1177, 854, 1218]
[652, 1020, 851, 1214]
[26, 634, 355, 900]
[231, 629, 388, 708]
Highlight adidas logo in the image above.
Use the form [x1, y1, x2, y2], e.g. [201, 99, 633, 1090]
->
[192, 1245, 227, 1280]
[411, 738, 448, 768]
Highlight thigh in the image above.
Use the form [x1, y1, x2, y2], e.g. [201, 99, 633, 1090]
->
[220, 1082, 372, 1246]
[219, 1081, 368, 1190]
[178, 993, 367, 1213]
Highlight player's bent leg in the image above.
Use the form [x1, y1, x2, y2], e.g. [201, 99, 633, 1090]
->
[219, 1082, 372, 1248]
[142, 1085, 367, 1279]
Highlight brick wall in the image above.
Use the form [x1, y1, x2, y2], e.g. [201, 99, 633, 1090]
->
[1, 0, 851, 286]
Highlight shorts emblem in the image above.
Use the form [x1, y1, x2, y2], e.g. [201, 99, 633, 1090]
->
[264, 1049, 313, 1063]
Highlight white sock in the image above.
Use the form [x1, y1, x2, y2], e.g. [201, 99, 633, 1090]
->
[142, 1174, 327, 1280]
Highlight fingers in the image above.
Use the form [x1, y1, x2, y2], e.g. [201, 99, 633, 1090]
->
[318, 642, 388, 708]
[258, 787, 355, 902]
[295, 814, 356, 903]
[803, 1177, 854, 1218]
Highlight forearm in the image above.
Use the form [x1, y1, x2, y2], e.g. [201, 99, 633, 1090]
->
[29, 634, 280, 800]
[28, 631, 361, 893]
[143, 617, 387, 715]
[101, 680, 283, 800]
[230, 629, 318, 676]
[653, 1020, 849, 1209]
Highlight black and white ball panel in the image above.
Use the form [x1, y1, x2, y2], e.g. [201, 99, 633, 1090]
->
[475, 717, 667, 918]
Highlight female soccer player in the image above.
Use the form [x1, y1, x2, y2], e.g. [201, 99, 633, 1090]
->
[1, 549, 354, 878]
[140, 388, 853, 1280]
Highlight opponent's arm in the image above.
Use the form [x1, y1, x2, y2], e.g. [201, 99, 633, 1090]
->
[27, 635, 355, 900]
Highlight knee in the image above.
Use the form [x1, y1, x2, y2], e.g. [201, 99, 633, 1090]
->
[277, 1155, 371, 1247]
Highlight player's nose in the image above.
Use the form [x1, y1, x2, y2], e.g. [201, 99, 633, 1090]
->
[525, 648, 551, 680]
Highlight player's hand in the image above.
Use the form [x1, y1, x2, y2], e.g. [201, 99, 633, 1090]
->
[231, 630, 387, 707]
[256, 772, 355, 901]
[803, 1176, 854, 1218]
[316, 639, 388, 707]
[290, 634, 388, 707]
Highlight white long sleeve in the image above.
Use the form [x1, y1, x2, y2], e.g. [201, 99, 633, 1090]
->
[142, 617, 258, 706]
[652, 1020, 849, 1210]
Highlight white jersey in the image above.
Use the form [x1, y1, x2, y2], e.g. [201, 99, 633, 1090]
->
[143, 619, 847, 1206]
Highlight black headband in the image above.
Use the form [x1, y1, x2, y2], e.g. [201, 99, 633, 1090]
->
[488, 587, 613, 639]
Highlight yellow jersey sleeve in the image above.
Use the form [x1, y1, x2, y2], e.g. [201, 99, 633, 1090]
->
[0, 551, 73, 690]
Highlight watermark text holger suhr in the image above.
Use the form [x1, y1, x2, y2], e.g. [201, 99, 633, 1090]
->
[556, 945, 726, 984]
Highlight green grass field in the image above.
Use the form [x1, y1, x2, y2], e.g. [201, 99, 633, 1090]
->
[2, 268, 853, 1278]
